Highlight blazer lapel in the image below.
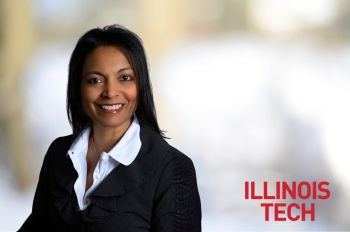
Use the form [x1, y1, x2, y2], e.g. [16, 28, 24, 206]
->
[88, 148, 150, 212]
[50, 128, 165, 222]
[85, 128, 162, 219]
[89, 127, 159, 199]
[50, 135, 81, 225]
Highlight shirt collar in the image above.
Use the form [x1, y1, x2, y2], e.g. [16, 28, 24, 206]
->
[67, 117, 141, 166]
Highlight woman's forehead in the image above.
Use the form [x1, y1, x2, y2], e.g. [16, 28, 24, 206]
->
[83, 46, 133, 72]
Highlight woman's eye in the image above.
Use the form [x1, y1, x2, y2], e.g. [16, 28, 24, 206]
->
[87, 78, 103, 84]
[120, 75, 133, 81]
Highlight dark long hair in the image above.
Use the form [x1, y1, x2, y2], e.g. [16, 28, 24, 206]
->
[66, 25, 164, 137]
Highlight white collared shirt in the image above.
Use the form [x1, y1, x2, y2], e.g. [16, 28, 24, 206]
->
[67, 117, 141, 210]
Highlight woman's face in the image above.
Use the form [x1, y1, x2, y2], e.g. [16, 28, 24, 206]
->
[80, 46, 137, 131]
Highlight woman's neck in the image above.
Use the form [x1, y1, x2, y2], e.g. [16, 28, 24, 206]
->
[90, 121, 132, 153]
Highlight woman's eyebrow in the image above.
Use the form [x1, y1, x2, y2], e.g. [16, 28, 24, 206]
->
[84, 71, 104, 76]
[117, 67, 133, 73]
[84, 67, 133, 76]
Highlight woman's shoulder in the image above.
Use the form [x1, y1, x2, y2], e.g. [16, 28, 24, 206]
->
[48, 134, 75, 148]
[43, 133, 76, 158]
[139, 126, 195, 169]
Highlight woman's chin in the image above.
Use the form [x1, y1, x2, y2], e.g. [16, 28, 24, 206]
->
[92, 118, 132, 130]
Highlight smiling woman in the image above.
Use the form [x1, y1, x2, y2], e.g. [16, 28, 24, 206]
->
[18, 25, 201, 232]
[80, 46, 139, 191]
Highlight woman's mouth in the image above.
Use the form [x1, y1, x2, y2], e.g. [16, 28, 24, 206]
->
[98, 103, 124, 113]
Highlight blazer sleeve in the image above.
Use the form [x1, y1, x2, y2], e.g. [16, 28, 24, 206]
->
[18, 139, 56, 231]
[151, 153, 202, 232]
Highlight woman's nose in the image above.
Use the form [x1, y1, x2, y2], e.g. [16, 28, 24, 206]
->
[101, 82, 120, 98]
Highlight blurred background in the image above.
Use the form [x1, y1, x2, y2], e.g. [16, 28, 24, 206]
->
[1, 0, 350, 231]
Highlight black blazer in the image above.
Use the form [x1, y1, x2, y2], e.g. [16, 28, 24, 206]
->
[19, 127, 201, 232]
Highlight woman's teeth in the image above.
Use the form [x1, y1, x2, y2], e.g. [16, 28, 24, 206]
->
[100, 104, 123, 110]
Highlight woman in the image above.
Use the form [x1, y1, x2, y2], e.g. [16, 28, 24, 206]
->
[19, 25, 201, 232]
